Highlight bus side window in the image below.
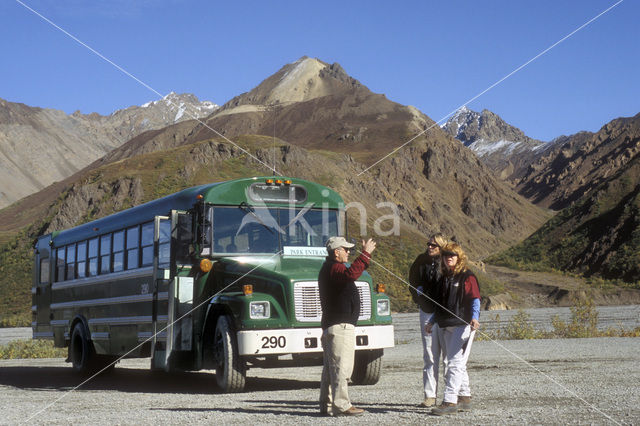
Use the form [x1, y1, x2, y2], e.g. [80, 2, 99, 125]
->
[66, 244, 76, 280]
[56, 248, 65, 282]
[88, 238, 99, 276]
[77, 240, 87, 278]
[141, 222, 154, 267]
[100, 234, 111, 274]
[126, 226, 139, 269]
[113, 230, 125, 272]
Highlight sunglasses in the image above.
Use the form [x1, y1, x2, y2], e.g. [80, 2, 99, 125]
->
[442, 251, 458, 257]
[427, 243, 439, 248]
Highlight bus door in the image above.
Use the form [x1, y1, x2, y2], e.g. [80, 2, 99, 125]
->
[151, 211, 194, 371]
[151, 215, 170, 370]
[33, 236, 53, 338]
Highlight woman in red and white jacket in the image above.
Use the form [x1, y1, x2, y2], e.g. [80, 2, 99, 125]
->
[426, 242, 480, 416]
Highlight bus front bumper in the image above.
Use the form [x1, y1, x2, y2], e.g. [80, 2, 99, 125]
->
[237, 324, 394, 356]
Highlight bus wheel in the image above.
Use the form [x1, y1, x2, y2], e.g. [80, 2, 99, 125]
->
[351, 349, 383, 385]
[70, 322, 94, 373]
[213, 315, 246, 392]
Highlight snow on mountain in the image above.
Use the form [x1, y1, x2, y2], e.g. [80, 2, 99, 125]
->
[442, 107, 548, 180]
[141, 92, 218, 122]
[468, 139, 523, 157]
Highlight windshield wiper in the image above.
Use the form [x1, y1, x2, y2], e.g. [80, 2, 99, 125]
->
[238, 202, 276, 234]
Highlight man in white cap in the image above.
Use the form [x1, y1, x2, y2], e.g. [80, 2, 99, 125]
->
[318, 236, 377, 417]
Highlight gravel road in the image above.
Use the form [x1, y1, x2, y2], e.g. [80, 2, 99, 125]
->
[1, 309, 639, 425]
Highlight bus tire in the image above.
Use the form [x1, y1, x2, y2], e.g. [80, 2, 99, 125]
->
[70, 322, 94, 373]
[213, 315, 246, 392]
[351, 349, 383, 385]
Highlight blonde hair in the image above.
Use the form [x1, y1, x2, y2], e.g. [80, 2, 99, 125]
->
[440, 242, 468, 275]
[430, 233, 448, 249]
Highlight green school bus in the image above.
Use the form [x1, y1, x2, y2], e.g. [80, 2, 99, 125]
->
[32, 177, 394, 392]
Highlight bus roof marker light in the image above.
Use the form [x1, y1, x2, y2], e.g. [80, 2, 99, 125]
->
[376, 283, 386, 293]
[242, 284, 253, 296]
[284, 179, 292, 185]
[265, 179, 274, 185]
[275, 179, 283, 185]
[199, 258, 213, 273]
[196, 194, 204, 200]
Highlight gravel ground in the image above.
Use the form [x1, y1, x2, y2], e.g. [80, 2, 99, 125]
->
[1, 309, 639, 425]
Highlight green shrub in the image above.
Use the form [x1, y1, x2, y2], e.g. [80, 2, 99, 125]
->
[504, 309, 543, 340]
[0, 313, 31, 328]
[551, 288, 599, 338]
[0, 339, 66, 359]
[478, 289, 639, 341]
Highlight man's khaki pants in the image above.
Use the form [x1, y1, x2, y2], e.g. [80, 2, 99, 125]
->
[319, 323, 355, 414]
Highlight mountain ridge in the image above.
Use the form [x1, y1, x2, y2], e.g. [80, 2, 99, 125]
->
[442, 106, 546, 180]
[0, 93, 218, 209]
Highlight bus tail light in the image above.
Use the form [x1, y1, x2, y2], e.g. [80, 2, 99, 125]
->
[199, 258, 212, 273]
[376, 283, 386, 293]
[242, 284, 253, 296]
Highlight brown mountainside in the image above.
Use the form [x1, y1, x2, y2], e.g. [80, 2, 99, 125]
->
[0, 93, 217, 209]
[20, 57, 549, 259]
[515, 113, 640, 210]
[490, 113, 640, 283]
[196, 57, 432, 165]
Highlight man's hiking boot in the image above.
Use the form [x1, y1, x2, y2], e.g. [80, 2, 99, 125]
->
[420, 397, 436, 407]
[431, 402, 458, 416]
[458, 395, 472, 411]
[335, 406, 365, 416]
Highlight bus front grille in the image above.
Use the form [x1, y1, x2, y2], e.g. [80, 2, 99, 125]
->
[294, 281, 371, 322]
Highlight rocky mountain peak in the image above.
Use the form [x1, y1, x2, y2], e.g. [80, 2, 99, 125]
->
[137, 92, 218, 122]
[219, 57, 363, 114]
[443, 107, 539, 146]
[442, 106, 546, 181]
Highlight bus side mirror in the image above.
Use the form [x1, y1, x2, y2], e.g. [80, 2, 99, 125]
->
[175, 213, 194, 263]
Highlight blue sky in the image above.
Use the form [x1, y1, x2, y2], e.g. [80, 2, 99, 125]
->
[1, 0, 638, 142]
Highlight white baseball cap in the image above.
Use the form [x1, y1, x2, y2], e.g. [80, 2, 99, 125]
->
[325, 236, 355, 251]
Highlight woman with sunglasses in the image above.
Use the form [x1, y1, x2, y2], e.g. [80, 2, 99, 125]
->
[408, 233, 447, 407]
[427, 242, 480, 416]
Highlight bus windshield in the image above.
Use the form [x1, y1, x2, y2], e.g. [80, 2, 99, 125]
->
[211, 206, 339, 254]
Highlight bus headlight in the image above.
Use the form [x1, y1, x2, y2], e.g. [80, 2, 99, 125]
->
[377, 299, 390, 316]
[249, 301, 271, 319]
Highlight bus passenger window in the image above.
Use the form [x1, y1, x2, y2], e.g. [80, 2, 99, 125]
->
[55, 248, 65, 282]
[88, 238, 99, 276]
[141, 222, 154, 267]
[66, 244, 76, 280]
[126, 226, 139, 269]
[113, 230, 125, 272]
[77, 241, 87, 278]
[100, 234, 111, 274]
